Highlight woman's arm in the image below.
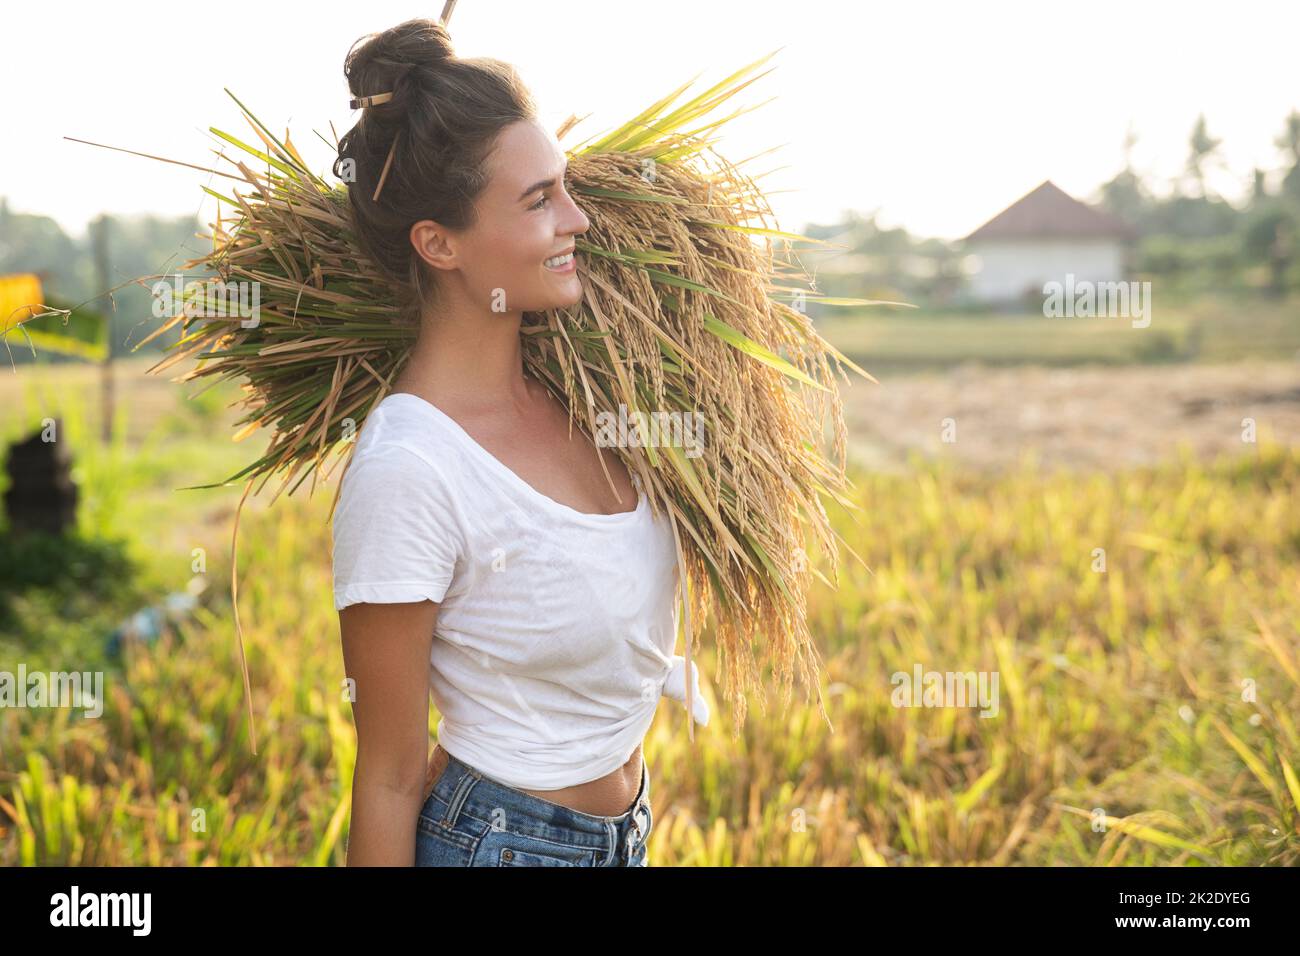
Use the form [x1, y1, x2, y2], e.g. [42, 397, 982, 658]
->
[339, 599, 440, 866]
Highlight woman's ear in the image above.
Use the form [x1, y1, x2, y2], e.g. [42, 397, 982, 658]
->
[410, 219, 458, 273]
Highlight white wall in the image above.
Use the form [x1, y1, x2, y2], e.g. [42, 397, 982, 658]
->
[966, 239, 1125, 303]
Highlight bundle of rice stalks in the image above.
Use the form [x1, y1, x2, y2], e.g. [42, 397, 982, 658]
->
[81, 45, 882, 754]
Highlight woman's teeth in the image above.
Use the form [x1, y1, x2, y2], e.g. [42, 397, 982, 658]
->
[544, 252, 574, 268]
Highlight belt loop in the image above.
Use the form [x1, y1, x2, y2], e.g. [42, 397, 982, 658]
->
[439, 757, 479, 829]
[602, 820, 619, 867]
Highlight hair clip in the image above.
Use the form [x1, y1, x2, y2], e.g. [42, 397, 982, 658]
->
[349, 91, 394, 109]
[345, 90, 399, 200]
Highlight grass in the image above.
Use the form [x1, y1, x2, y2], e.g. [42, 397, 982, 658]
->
[1, 362, 1297, 865]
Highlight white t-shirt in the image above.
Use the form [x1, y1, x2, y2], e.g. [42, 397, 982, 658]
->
[332, 391, 708, 790]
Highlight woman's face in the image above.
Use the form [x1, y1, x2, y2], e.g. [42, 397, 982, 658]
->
[427, 117, 590, 313]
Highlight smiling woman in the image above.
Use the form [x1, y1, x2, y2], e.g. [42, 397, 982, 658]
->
[112, 0, 866, 873]
[332, 17, 580, 325]
[330, 15, 685, 868]
[403, 120, 589, 316]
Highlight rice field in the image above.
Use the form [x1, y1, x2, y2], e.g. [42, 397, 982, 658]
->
[816, 293, 1300, 374]
[1, 356, 1298, 865]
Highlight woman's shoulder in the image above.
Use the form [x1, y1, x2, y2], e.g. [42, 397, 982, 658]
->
[337, 401, 463, 504]
[350, 395, 460, 466]
[332, 411, 466, 609]
[334, 424, 468, 552]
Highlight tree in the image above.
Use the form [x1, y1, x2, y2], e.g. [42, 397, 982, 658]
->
[1242, 202, 1297, 297]
[1251, 167, 1269, 203]
[1098, 122, 1153, 225]
[1276, 109, 1300, 203]
[1185, 114, 1224, 199]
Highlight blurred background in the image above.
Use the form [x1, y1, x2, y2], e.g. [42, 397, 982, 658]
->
[1, 0, 1297, 866]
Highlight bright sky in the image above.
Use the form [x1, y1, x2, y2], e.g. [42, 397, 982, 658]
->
[5, 0, 1298, 242]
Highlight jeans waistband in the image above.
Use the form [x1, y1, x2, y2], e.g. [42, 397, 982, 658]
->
[430, 747, 651, 853]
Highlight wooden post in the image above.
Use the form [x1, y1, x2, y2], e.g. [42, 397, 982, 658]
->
[91, 214, 114, 443]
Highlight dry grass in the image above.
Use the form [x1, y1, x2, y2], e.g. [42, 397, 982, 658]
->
[52, 55, 881, 749]
[4, 384, 1296, 865]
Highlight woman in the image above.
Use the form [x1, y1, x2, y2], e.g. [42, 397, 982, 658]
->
[330, 18, 707, 867]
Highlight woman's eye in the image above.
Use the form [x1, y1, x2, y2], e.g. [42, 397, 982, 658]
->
[531, 194, 549, 210]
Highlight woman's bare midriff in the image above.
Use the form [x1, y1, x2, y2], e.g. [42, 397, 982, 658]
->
[424, 741, 644, 817]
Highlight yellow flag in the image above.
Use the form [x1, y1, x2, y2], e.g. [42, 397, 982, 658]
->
[0, 273, 109, 361]
[0, 272, 43, 325]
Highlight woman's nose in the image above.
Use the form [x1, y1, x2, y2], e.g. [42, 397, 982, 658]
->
[564, 191, 590, 235]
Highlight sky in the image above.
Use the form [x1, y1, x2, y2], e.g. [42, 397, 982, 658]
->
[5, 0, 1298, 242]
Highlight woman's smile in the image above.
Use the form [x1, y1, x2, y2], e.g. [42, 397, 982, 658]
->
[544, 249, 576, 273]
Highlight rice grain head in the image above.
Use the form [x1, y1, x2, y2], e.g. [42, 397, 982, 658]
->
[131, 54, 883, 751]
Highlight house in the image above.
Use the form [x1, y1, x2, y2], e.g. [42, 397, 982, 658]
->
[960, 180, 1138, 306]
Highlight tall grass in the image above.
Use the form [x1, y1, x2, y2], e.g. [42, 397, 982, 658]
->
[3, 384, 1296, 863]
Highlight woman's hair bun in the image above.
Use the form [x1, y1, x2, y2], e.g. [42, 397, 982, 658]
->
[333, 16, 537, 325]
[343, 18, 456, 117]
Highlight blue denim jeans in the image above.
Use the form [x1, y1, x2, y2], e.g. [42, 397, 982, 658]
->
[415, 749, 652, 867]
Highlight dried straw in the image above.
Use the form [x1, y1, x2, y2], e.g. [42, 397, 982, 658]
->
[94, 51, 881, 754]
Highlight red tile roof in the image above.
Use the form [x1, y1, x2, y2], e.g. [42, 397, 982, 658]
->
[963, 180, 1138, 241]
